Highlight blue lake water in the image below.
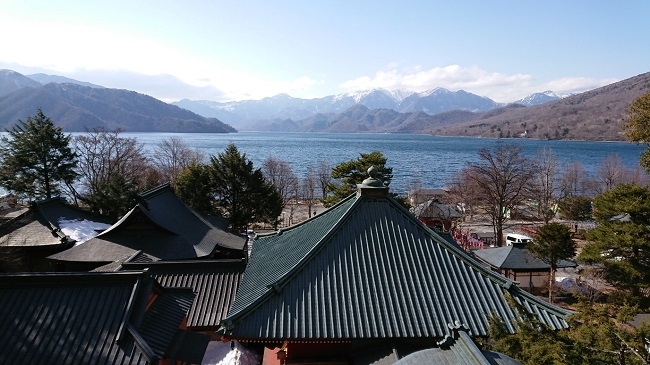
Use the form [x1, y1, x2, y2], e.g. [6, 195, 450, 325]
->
[121, 132, 647, 194]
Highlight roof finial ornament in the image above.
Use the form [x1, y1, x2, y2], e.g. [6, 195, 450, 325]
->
[361, 166, 384, 187]
[357, 165, 389, 197]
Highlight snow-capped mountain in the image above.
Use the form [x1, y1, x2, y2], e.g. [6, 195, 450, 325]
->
[514, 91, 561, 106]
[173, 88, 511, 129]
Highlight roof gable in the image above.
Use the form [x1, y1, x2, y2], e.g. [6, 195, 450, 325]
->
[47, 184, 246, 263]
[224, 191, 571, 340]
[227, 194, 358, 317]
[0, 271, 202, 364]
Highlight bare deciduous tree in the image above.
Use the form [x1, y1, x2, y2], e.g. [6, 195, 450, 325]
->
[263, 156, 300, 225]
[532, 147, 558, 223]
[623, 165, 650, 186]
[468, 142, 535, 246]
[447, 166, 481, 223]
[262, 157, 298, 203]
[73, 128, 155, 219]
[558, 161, 589, 198]
[152, 136, 204, 184]
[592, 154, 625, 194]
[315, 160, 332, 199]
[302, 167, 318, 218]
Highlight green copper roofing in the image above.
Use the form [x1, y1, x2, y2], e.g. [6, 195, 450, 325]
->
[224, 187, 572, 340]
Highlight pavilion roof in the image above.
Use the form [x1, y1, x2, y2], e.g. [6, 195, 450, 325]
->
[473, 245, 577, 272]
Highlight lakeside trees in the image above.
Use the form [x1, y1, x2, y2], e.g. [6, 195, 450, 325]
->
[466, 143, 535, 246]
[262, 156, 300, 224]
[210, 144, 283, 232]
[151, 136, 203, 184]
[174, 162, 214, 215]
[529, 222, 576, 302]
[73, 128, 156, 220]
[0, 109, 77, 200]
[532, 147, 558, 223]
[579, 184, 650, 297]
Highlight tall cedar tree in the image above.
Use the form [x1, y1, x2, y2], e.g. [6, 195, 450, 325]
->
[210, 144, 283, 232]
[174, 162, 215, 215]
[468, 142, 535, 246]
[580, 184, 650, 297]
[0, 109, 77, 200]
[322, 151, 393, 207]
[529, 222, 576, 302]
[624, 91, 650, 172]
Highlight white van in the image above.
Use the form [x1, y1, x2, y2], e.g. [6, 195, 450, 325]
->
[505, 233, 533, 246]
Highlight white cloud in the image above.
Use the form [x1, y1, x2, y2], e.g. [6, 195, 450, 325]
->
[540, 77, 619, 96]
[0, 15, 320, 102]
[0, 11, 619, 103]
[339, 64, 618, 103]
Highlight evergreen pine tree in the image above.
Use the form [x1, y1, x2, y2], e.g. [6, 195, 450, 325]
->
[529, 222, 576, 302]
[580, 184, 650, 297]
[0, 109, 77, 200]
[322, 151, 393, 207]
[175, 162, 215, 215]
[624, 91, 650, 172]
[210, 144, 283, 231]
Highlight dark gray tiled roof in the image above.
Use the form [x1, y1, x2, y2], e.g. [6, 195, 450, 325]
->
[121, 259, 245, 329]
[138, 184, 246, 252]
[37, 196, 113, 227]
[0, 197, 109, 247]
[49, 184, 246, 263]
[629, 313, 650, 329]
[0, 209, 66, 247]
[223, 189, 572, 340]
[139, 288, 195, 358]
[0, 271, 202, 364]
[472, 246, 577, 271]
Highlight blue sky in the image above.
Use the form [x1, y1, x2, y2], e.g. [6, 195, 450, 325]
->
[1, 0, 648, 103]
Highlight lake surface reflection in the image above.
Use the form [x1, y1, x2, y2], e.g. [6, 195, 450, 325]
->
[119, 132, 646, 194]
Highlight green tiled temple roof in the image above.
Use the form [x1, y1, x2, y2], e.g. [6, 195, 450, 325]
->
[224, 181, 571, 340]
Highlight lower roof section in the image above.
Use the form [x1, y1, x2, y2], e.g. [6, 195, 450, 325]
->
[120, 259, 246, 329]
[0, 270, 205, 365]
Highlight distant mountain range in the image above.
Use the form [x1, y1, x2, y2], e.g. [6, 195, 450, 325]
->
[174, 73, 650, 140]
[0, 70, 236, 133]
[1, 68, 648, 141]
[172, 87, 563, 130]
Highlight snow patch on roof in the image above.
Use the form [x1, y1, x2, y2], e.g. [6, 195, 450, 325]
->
[201, 340, 260, 365]
[58, 218, 112, 245]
